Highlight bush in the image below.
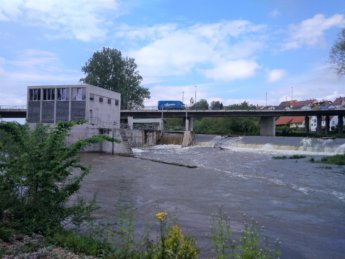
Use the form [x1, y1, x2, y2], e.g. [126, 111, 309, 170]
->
[0, 121, 116, 235]
[212, 212, 280, 259]
[50, 230, 115, 257]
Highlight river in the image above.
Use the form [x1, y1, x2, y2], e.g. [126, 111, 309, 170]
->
[79, 135, 345, 258]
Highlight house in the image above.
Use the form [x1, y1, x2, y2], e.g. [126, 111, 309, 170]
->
[311, 100, 334, 110]
[277, 99, 316, 110]
[308, 116, 341, 132]
[27, 84, 121, 128]
[276, 116, 305, 128]
[333, 97, 345, 108]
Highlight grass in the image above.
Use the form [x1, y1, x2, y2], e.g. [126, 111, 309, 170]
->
[49, 230, 115, 257]
[319, 154, 345, 165]
[272, 155, 306, 160]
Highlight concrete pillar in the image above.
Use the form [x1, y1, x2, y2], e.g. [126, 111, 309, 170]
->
[185, 118, 189, 131]
[338, 115, 344, 134]
[304, 116, 310, 133]
[325, 116, 330, 135]
[316, 115, 322, 134]
[159, 119, 164, 131]
[128, 116, 134, 130]
[190, 117, 194, 131]
[260, 116, 276, 136]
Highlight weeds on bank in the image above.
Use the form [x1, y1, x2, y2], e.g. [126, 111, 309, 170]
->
[212, 212, 280, 259]
[319, 154, 345, 165]
[309, 154, 345, 165]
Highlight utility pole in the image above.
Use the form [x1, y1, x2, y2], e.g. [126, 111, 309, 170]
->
[265, 92, 267, 107]
[195, 85, 197, 110]
[182, 91, 184, 103]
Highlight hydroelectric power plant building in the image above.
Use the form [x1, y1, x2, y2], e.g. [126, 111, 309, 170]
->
[27, 84, 120, 126]
[26, 84, 132, 154]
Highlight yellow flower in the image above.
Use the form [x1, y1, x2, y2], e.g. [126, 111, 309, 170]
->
[155, 211, 168, 221]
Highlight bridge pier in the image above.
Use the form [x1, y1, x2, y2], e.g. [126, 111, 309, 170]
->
[338, 115, 344, 133]
[316, 115, 322, 134]
[260, 116, 276, 136]
[305, 116, 310, 133]
[325, 115, 330, 135]
[184, 117, 194, 131]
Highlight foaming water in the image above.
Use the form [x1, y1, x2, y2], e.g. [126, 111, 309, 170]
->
[205, 136, 345, 156]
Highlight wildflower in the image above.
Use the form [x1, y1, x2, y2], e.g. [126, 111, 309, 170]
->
[155, 211, 168, 222]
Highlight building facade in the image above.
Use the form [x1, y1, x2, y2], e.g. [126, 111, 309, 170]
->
[27, 84, 121, 128]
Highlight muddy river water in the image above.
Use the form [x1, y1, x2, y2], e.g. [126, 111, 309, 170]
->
[79, 135, 345, 258]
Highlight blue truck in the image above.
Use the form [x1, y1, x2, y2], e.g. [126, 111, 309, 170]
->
[158, 100, 186, 110]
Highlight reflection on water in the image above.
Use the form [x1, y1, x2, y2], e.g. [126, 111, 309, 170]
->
[80, 135, 345, 258]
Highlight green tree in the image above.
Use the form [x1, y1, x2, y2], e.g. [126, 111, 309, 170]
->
[330, 28, 345, 76]
[226, 101, 256, 110]
[81, 47, 150, 109]
[190, 99, 209, 110]
[210, 100, 224, 110]
[0, 121, 117, 235]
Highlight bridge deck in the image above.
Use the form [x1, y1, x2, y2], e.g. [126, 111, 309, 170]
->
[121, 109, 345, 119]
[1, 107, 345, 119]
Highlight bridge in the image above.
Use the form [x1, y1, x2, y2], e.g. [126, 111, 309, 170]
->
[121, 109, 345, 136]
[1, 106, 345, 136]
[0, 105, 27, 118]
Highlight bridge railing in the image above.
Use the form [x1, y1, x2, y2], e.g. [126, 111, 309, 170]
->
[0, 105, 27, 110]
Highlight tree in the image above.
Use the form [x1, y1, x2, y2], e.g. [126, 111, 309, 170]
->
[210, 101, 224, 110]
[225, 101, 256, 110]
[330, 28, 345, 76]
[81, 47, 150, 109]
[190, 99, 209, 110]
[0, 121, 117, 234]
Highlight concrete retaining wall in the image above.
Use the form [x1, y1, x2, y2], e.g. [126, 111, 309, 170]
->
[67, 125, 129, 155]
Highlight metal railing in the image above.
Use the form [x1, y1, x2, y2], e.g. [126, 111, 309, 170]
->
[0, 105, 27, 110]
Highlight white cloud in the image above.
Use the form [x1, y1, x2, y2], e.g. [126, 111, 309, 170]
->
[203, 60, 260, 81]
[0, 0, 119, 41]
[267, 69, 286, 83]
[269, 64, 345, 104]
[123, 20, 266, 81]
[0, 49, 81, 105]
[283, 14, 345, 50]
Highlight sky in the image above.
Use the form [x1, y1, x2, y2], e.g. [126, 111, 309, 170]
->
[0, 0, 345, 108]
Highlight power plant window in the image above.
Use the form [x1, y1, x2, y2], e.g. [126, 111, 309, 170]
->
[72, 87, 86, 101]
[29, 89, 41, 101]
[43, 88, 55, 100]
[57, 88, 70, 101]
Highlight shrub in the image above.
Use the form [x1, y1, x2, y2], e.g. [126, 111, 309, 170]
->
[212, 213, 280, 259]
[50, 230, 115, 257]
[0, 121, 117, 235]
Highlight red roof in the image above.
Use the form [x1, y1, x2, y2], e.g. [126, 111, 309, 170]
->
[276, 116, 305, 125]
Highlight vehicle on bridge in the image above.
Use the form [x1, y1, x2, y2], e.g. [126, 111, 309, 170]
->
[158, 100, 185, 110]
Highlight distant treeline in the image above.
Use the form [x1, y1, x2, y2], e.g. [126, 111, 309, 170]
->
[167, 100, 260, 135]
